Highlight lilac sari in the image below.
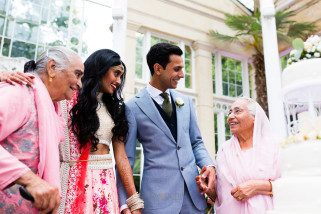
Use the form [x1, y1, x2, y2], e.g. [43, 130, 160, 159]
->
[215, 103, 281, 214]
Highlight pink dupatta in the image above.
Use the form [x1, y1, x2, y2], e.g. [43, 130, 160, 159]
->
[32, 76, 65, 191]
[215, 102, 281, 214]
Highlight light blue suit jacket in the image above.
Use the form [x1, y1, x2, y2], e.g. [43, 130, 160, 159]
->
[117, 88, 214, 213]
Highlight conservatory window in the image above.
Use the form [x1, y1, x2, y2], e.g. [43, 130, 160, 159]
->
[222, 56, 243, 97]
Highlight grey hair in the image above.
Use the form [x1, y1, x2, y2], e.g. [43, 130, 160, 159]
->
[34, 46, 79, 74]
[235, 97, 257, 117]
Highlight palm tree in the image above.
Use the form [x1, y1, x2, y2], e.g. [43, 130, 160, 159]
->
[210, 9, 316, 115]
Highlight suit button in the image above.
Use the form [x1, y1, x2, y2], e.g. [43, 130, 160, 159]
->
[180, 167, 184, 171]
[177, 146, 181, 150]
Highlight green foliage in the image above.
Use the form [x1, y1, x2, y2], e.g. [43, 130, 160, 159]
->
[210, 8, 317, 54]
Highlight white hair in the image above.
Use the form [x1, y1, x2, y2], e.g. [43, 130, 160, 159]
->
[34, 46, 79, 74]
[235, 97, 257, 117]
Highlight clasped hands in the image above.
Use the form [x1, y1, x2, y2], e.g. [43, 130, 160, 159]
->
[195, 166, 217, 204]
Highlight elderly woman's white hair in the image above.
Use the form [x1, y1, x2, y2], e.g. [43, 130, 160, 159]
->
[234, 97, 257, 117]
[25, 46, 79, 74]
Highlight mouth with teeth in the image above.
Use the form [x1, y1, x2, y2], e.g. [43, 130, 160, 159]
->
[111, 84, 117, 91]
[229, 122, 239, 127]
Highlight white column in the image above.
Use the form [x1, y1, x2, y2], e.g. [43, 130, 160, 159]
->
[260, 0, 287, 140]
[142, 32, 151, 83]
[193, 41, 215, 158]
[123, 25, 138, 100]
[215, 53, 223, 95]
[112, 0, 127, 59]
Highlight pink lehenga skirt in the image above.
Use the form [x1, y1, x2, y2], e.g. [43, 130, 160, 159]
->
[63, 154, 120, 214]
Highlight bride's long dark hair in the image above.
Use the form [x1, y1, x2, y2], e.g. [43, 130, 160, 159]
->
[71, 49, 128, 151]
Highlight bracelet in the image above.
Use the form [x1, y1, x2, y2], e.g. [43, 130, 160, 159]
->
[126, 192, 144, 212]
[268, 179, 273, 197]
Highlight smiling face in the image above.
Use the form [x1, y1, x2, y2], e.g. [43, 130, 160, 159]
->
[49, 56, 84, 101]
[100, 64, 125, 95]
[227, 99, 255, 136]
[154, 54, 184, 91]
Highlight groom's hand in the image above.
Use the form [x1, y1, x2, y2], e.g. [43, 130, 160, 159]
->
[195, 166, 217, 201]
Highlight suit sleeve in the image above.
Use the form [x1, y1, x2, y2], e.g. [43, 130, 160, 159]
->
[0, 84, 31, 190]
[117, 104, 138, 207]
[188, 97, 215, 168]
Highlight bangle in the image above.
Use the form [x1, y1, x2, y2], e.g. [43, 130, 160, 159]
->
[126, 192, 144, 212]
[268, 179, 273, 197]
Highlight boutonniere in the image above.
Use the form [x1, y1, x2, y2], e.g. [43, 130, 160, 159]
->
[175, 97, 184, 108]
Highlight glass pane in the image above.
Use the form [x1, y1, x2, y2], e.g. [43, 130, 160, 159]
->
[229, 83, 236, 97]
[185, 45, 191, 59]
[133, 150, 141, 174]
[10, 1, 41, 23]
[185, 59, 190, 74]
[212, 54, 215, 94]
[0, 0, 6, 16]
[11, 41, 36, 59]
[0, 16, 4, 33]
[222, 82, 228, 96]
[14, 22, 38, 43]
[2, 37, 10, 56]
[135, 33, 143, 79]
[226, 59, 235, 71]
[237, 86, 243, 96]
[185, 74, 191, 89]
[229, 69, 236, 83]
[135, 63, 142, 79]
[235, 61, 241, 72]
[151, 36, 159, 46]
[222, 68, 228, 82]
[5, 18, 14, 37]
[236, 71, 242, 85]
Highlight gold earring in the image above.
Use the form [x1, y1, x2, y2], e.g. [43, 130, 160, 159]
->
[49, 77, 53, 82]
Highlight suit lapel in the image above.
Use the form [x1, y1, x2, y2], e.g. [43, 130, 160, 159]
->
[135, 88, 176, 143]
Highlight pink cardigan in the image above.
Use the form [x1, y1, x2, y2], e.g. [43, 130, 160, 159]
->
[0, 77, 64, 190]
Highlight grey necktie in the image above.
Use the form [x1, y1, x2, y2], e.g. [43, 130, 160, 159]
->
[160, 92, 172, 117]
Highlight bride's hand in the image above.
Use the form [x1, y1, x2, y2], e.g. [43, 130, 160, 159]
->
[0, 71, 34, 85]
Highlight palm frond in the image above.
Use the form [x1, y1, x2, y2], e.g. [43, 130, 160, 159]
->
[287, 22, 317, 39]
[275, 10, 296, 29]
[224, 13, 257, 32]
[276, 32, 291, 44]
[208, 30, 240, 43]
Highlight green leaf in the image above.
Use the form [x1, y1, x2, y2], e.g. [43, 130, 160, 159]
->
[292, 38, 304, 50]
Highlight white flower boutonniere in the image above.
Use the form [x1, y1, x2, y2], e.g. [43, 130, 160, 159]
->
[175, 97, 184, 108]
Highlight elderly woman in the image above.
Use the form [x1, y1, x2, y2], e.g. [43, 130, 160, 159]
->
[197, 97, 281, 214]
[0, 47, 84, 213]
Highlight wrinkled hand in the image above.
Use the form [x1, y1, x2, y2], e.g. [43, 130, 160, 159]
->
[195, 166, 217, 201]
[231, 180, 256, 202]
[132, 209, 142, 214]
[0, 72, 34, 85]
[16, 171, 60, 213]
[122, 208, 131, 214]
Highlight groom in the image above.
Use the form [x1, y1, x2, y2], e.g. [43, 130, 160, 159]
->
[118, 43, 216, 213]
